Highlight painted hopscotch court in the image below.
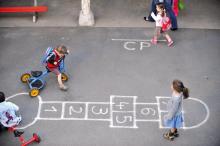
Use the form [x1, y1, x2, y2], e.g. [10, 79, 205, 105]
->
[7, 93, 209, 131]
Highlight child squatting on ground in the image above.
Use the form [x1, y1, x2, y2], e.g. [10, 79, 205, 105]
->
[0, 92, 24, 137]
[151, 3, 174, 46]
[163, 80, 189, 140]
[45, 45, 69, 91]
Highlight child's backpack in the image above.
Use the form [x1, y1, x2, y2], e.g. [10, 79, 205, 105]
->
[162, 16, 171, 31]
[41, 47, 54, 66]
[41, 47, 65, 72]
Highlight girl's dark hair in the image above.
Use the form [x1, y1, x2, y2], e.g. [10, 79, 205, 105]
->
[0, 91, 5, 103]
[172, 80, 189, 99]
[157, 3, 165, 17]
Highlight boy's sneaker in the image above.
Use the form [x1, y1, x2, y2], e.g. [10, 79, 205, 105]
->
[151, 38, 157, 45]
[168, 40, 174, 47]
[60, 85, 68, 91]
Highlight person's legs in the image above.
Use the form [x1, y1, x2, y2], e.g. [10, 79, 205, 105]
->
[151, 27, 161, 44]
[163, 32, 174, 46]
[146, 0, 156, 22]
[57, 73, 68, 91]
[164, 0, 178, 30]
[47, 67, 68, 91]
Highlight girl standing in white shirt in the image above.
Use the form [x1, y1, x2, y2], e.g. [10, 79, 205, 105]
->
[151, 3, 174, 47]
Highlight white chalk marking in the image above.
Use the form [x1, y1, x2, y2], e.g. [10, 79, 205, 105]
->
[112, 38, 169, 51]
[111, 39, 167, 42]
[123, 41, 151, 51]
[124, 42, 136, 51]
[156, 97, 163, 129]
[84, 102, 88, 120]
[114, 102, 129, 110]
[136, 119, 160, 122]
[116, 115, 132, 124]
[182, 97, 210, 130]
[109, 95, 114, 128]
[44, 106, 57, 112]
[69, 106, 83, 115]
[140, 42, 151, 50]
[61, 103, 65, 119]
[135, 103, 158, 105]
[91, 106, 108, 115]
[38, 118, 110, 121]
[141, 108, 156, 116]
[133, 96, 138, 128]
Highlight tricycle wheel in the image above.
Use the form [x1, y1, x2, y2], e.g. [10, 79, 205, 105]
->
[61, 73, 68, 82]
[33, 133, 41, 143]
[21, 73, 31, 83]
[29, 88, 40, 97]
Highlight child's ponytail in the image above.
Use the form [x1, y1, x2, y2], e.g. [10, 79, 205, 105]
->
[172, 79, 190, 99]
[183, 87, 189, 99]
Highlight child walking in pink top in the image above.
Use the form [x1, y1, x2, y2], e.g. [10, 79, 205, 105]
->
[151, 3, 174, 47]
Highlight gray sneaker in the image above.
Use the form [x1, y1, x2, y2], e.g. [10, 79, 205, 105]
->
[60, 86, 68, 91]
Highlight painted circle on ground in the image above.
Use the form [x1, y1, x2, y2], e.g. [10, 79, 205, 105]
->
[6, 93, 42, 129]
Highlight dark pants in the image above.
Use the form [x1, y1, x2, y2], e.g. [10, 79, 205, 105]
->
[147, 0, 178, 29]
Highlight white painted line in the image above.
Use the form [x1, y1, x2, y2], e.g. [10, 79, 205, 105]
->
[109, 125, 138, 129]
[135, 103, 159, 105]
[136, 119, 160, 122]
[6, 92, 29, 100]
[7, 93, 43, 130]
[156, 96, 163, 129]
[182, 97, 210, 130]
[61, 103, 65, 119]
[84, 102, 88, 120]
[43, 101, 109, 104]
[38, 118, 111, 121]
[109, 95, 113, 128]
[111, 38, 167, 42]
[133, 96, 138, 128]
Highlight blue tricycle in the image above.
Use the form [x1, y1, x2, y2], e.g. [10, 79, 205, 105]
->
[20, 68, 68, 97]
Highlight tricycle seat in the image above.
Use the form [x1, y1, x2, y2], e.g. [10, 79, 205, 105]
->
[31, 71, 43, 77]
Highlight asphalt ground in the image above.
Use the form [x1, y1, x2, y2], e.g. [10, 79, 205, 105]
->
[0, 27, 220, 146]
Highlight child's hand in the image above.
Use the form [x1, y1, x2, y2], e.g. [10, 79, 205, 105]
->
[54, 62, 57, 65]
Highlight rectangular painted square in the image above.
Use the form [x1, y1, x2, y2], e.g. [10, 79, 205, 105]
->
[64, 103, 86, 119]
[39, 103, 62, 119]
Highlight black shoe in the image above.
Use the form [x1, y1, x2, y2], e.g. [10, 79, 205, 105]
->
[14, 130, 24, 137]
[174, 130, 179, 137]
[0, 124, 8, 131]
[171, 28, 178, 31]
[144, 17, 155, 22]
[144, 17, 148, 21]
